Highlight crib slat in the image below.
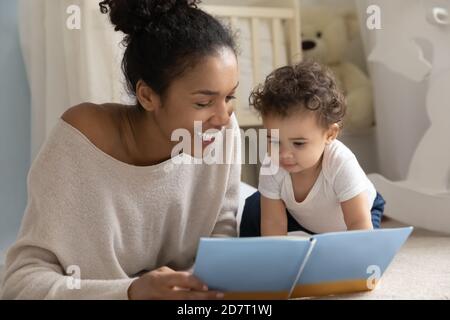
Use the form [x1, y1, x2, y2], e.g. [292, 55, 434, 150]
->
[272, 18, 283, 68]
[203, 5, 294, 19]
[288, 0, 302, 63]
[251, 18, 261, 86]
[199, 2, 302, 127]
[230, 17, 239, 33]
[229, 16, 241, 112]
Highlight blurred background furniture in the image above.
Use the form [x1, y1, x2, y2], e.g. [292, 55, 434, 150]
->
[202, 0, 302, 186]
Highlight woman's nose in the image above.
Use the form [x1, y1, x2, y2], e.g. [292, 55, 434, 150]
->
[211, 103, 232, 127]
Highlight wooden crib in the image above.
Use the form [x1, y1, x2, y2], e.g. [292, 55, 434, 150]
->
[201, 0, 302, 127]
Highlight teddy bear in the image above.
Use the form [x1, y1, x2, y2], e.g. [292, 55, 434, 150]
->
[300, 6, 374, 131]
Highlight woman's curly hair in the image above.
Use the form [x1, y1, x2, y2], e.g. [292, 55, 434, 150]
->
[98, 0, 236, 109]
[250, 60, 346, 128]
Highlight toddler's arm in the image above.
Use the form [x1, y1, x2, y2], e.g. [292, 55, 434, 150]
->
[261, 195, 288, 236]
[341, 193, 373, 231]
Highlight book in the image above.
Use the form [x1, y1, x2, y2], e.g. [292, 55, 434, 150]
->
[193, 227, 413, 299]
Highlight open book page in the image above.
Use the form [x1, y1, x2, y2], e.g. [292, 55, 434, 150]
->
[193, 227, 413, 299]
[193, 236, 312, 299]
[291, 227, 413, 298]
[287, 231, 313, 239]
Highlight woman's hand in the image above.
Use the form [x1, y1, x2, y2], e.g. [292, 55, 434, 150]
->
[127, 266, 224, 300]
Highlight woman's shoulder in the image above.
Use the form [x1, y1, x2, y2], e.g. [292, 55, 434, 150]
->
[61, 102, 123, 157]
[61, 102, 115, 140]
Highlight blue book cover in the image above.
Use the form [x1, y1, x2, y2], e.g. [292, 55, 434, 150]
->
[193, 227, 413, 299]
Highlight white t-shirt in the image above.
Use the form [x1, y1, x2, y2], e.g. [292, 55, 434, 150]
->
[258, 140, 376, 233]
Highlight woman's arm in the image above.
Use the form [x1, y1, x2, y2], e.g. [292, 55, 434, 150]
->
[261, 195, 288, 236]
[341, 193, 373, 231]
[0, 244, 136, 300]
[1, 245, 222, 300]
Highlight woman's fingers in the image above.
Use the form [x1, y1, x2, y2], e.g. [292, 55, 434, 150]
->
[170, 288, 225, 300]
[166, 272, 208, 292]
[129, 266, 224, 300]
[156, 266, 175, 273]
[163, 270, 224, 300]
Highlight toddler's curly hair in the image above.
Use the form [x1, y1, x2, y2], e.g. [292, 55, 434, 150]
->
[250, 60, 346, 128]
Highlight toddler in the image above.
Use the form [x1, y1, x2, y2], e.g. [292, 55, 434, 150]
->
[240, 61, 385, 236]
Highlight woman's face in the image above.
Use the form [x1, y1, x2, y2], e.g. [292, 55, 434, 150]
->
[152, 47, 239, 157]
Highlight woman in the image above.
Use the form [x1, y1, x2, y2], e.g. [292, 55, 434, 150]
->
[1, 0, 240, 300]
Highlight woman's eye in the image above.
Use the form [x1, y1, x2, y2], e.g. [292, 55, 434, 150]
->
[293, 142, 305, 148]
[196, 95, 235, 108]
[195, 102, 213, 108]
[226, 95, 236, 103]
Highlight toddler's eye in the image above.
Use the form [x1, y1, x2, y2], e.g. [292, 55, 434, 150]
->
[293, 142, 305, 148]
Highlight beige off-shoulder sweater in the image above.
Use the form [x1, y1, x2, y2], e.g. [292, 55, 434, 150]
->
[0, 115, 241, 300]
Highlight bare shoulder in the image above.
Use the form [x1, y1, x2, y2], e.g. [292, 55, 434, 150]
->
[62, 102, 102, 129]
[61, 103, 121, 153]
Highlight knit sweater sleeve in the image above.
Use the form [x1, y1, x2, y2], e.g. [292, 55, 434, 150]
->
[0, 124, 136, 300]
[1, 245, 135, 300]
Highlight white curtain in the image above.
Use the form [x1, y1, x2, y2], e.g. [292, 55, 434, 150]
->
[18, 0, 128, 160]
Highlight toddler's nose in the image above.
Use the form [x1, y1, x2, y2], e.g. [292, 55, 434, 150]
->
[279, 147, 293, 160]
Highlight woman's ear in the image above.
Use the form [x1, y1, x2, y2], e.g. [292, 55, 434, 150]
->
[325, 123, 340, 144]
[136, 80, 161, 112]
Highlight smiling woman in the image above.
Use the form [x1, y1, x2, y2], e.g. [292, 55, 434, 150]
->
[1, 0, 241, 300]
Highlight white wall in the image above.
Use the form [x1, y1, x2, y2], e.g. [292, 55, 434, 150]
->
[356, 0, 430, 180]
[0, 0, 30, 263]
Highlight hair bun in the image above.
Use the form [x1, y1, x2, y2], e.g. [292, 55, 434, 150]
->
[100, 0, 201, 35]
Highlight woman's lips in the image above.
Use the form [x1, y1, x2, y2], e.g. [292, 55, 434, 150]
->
[196, 129, 221, 146]
[202, 137, 215, 147]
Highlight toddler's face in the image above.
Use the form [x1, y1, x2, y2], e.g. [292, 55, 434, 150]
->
[263, 110, 338, 174]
